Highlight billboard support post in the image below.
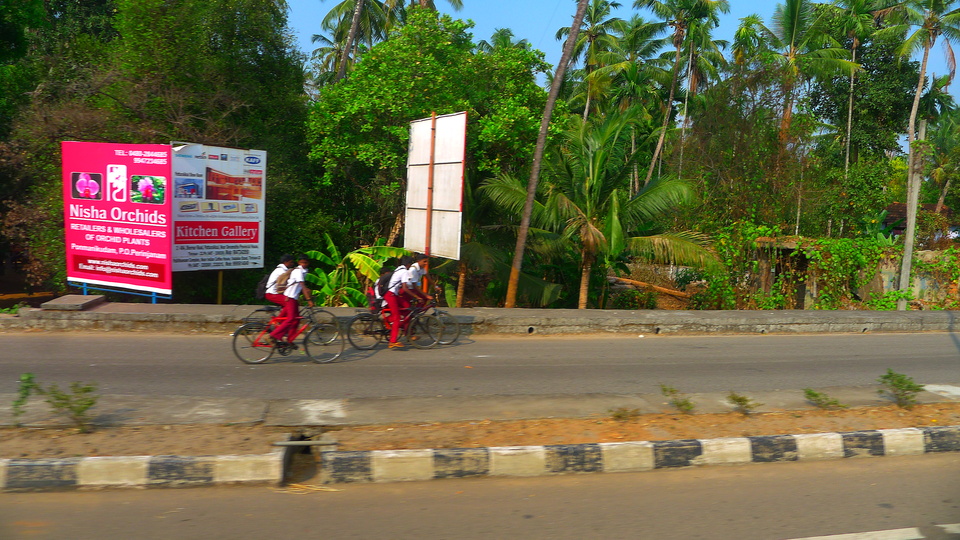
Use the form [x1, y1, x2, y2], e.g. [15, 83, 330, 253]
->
[423, 112, 438, 286]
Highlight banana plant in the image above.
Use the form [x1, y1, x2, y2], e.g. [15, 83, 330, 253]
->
[305, 233, 409, 307]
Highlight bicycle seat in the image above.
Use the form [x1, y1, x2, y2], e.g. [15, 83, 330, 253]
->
[254, 305, 281, 313]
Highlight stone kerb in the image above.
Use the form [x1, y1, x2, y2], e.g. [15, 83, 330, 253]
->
[0, 451, 283, 491]
[316, 425, 960, 485]
[5, 302, 960, 334]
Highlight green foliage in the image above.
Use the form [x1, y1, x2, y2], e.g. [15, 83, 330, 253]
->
[877, 369, 925, 409]
[913, 247, 960, 309]
[0, 302, 26, 314]
[660, 384, 695, 414]
[307, 9, 549, 242]
[11, 373, 40, 426]
[809, 37, 919, 160]
[305, 234, 409, 307]
[864, 290, 913, 311]
[673, 268, 703, 290]
[611, 289, 658, 310]
[688, 222, 910, 311]
[801, 237, 885, 309]
[727, 391, 763, 416]
[12, 374, 100, 432]
[609, 407, 642, 422]
[859, 210, 898, 247]
[43, 381, 99, 433]
[802, 388, 847, 410]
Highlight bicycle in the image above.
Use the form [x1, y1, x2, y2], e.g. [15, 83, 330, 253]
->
[422, 300, 461, 345]
[346, 301, 442, 350]
[232, 305, 343, 364]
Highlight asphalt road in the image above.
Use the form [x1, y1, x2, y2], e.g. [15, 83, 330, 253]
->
[3, 453, 958, 539]
[1, 332, 958, 399]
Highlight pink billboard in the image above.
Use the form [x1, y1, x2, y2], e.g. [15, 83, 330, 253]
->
[62, 141, 173, 294]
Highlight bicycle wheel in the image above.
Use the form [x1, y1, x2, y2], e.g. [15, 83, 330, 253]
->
[232, 322, 275, 364]
[304, 324, 345, 363]
[302, 307, 340, 345]
[407, 314, 442, 349]
[346, 313, 385, 350]
[434, 310, 461, 345]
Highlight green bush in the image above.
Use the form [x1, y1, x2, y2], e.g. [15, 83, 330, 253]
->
[610, 289, 658, 310]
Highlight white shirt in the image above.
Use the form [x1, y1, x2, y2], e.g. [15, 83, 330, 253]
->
[265, 264, 289, 295]
[386, 265, 408, 295]
[408, 262, 424, 285]
[283, 266, 306, 299]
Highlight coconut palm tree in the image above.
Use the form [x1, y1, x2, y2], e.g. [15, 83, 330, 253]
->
[829, 0, 881, 178]
[635, 0, 729, 185]
[753, 0, 856, 141]
[476, 28, 530, 53]
[320, 0, 404, 81]
[413, 0, 464, 10]
[883, 0, 960, 308]
[556, 0, 626, 120]
[676, 17, 727, 178]
[484, 111, 715, 309]
[504, 0, 591, 309]
[593, 15, 669, 193]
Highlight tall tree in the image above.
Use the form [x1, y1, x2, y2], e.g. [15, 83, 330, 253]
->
[749, 0, 855, 141]
[635, 0, 729, 185]
[556, 0, 625, 120]
[830, 0, 882, 179]
[503, 0, 591, 309]
[319, 0, 403, 81]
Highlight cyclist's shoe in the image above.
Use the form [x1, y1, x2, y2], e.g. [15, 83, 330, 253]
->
[388, 342, 405, 350]
[263, 335, 277, 347]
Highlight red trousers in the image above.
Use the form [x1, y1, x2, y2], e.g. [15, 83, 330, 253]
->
[266, 293, 300, 342]
[383, 291, 409, 343]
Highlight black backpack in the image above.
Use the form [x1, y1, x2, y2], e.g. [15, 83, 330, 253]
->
[254, 273, 271, 300]
[376, 270, 395, 298]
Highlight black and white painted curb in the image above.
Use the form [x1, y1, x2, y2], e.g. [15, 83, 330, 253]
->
[2, 426, 958, 490]
[318, 425, 960, 484]
[0, 451, 283, 491]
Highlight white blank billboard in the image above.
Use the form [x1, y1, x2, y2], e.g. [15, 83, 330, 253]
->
[404, 112, 466, 260]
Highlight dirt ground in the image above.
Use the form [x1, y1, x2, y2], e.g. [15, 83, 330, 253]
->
[2, 403, 959, 459]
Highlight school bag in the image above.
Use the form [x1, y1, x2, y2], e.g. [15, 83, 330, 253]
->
[255, 267, 293, 300]
[254, 273, 270, 300]
[377, 270, 395, 298]
[274, 268, 294, 294]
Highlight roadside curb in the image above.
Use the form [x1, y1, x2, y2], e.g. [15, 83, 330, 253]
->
[3, 426, 957, 491]
[0, 450, 284, 491]
[317, 425, 960, 484]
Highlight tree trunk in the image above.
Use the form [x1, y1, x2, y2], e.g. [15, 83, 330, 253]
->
[677, 44, 695, 180]
[504, 0, 589, 309]
[898, 43, 931, 310]
[631, 129, 638, 195]
[335, 0, 365, 83]
[385, 211, 404, 246]
[456, 259, 467, 308]
[578, 254, 593, 309]
[644, 41, 683, 186]
[936, 177, 950, 214]
[844, 42, 858, 179]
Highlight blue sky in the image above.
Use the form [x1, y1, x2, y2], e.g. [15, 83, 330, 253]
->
[287, 0, 954, 92]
